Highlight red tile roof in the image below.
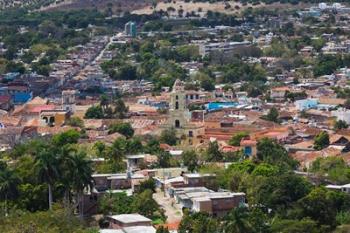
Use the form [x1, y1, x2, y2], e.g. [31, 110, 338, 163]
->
[0, 95, 11, 104]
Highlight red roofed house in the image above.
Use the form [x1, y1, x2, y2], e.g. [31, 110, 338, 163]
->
[240, 137, 257, 157]
[0, 95, 12, 111]
[270, 86, 290, 102]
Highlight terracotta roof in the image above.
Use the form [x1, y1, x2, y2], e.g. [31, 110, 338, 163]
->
[288, 140, 314, 150]
[12, 105, 26, 116]
[0, 126, 24, 135]
[159, 221, 181, 231]
[240, 139, 257, 146]
[221, 145, 240, 153]
[272, 86, 290, 91]
[321, 147, 342, 157]
[37, 126, 77, 135]
[128, 103, 157, 113]
[103, 132, 125, 144]
[27, 96, 47, 106]
[0, 116, 21, 126]
[29, 105, 56, 113]
[126, 119, 155, 129]
[24, 118, 40, 127]
[318, 97, 345, 105]
[160, 143, 173, 151]
[302, 127, 322, 136]
[292, 151, 322, 168]
[0, 95, 11, 103]
[83, 119, 103, 129]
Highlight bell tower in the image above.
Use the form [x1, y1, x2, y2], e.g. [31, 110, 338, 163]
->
[169, 80, 190, 129]
[162, 79, 205, 146]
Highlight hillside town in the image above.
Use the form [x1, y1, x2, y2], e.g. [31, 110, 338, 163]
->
[1, 1, 350, 233]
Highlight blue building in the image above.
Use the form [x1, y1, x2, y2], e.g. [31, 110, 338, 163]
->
[295, 99, 318, 111]
[124, 21, 137, 38]
[13, 92, 32, 104]
[7, 85, 32, 104]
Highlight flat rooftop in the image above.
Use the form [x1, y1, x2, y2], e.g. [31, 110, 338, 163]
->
[108, 214, 152, 224]
[123, 226, 156, 233]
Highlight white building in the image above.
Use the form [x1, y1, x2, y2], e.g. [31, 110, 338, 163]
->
[198, 41, 251, 57]
[331, 108, 350, 124]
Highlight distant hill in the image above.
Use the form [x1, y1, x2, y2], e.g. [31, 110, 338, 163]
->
[34, 0, 313, 16]
[38, 0, 154, 12]
[2, 0, 347, 13]
[0, 0, 55, 10]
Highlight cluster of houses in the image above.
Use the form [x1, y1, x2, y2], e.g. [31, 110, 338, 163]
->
[1, 4, 350, 232]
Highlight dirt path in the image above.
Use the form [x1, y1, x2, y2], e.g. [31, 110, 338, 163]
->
[153, 190, 183, 224]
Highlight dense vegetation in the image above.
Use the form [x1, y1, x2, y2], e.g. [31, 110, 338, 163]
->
[179, 138, 350, 233]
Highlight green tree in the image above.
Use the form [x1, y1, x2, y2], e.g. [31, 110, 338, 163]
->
[67, 150, 93, 218]
[201, 78, 215, 91]
[131, 190, 160, 219]
[160, 128, 177, 146]
[108, 122, 134, 138]
[256, 138, 297, 169]
[93, 141, 106, 158]
[52, 129, 80, 146]
[138, 178, 156, 193]
[334, 120, 348, 131]
[114, 98, 128, 119]
[0, 165, 20, 216]
[156, 226, 170, 233]
[158, 150, 171, 168]
[111, 138, 127, 165]
[84, 105, 103, 119]
[222, 206, 253, 233]
[270, 218, 320, 233]
[182, 150, 199, 172]
[262, 107, 279, 123]
[297, 187, 350, 228]
[206, 141, 223, 162]
[249, 173, 311, 213]
[179, 211, 219, 233]
[229, 132, 249, 146]
[98, 192, 133, 215]
[66, 117, 84, 128]
[0, 207, 97, 233]
[313, 131, 329, 150]
[34, 148, 59, 210]
[310, 157, 350, 184]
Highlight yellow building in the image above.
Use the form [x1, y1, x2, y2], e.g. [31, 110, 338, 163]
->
[40, 110, 68, 127]
[162, 79, 205, 146]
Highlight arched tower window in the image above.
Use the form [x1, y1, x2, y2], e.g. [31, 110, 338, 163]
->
[176, 95, 179, 100]
[175, 120, 180, 128]
[175, 101, 179, 109]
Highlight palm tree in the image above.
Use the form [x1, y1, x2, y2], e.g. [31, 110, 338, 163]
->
[0, 167, 20, 216]
[69, 150, 93, 219]
[112, 138, 126, 162]
[57, 145, 77, 211]
[222, 206, 253, 233]
[34, 148, 59, 210]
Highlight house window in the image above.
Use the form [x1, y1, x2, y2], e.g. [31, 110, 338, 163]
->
[175, 120, 180, 128]
[189, 131, 193, 137]
[175, 101, 179, 109]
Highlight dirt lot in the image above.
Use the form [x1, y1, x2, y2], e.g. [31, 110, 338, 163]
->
[39, 0, 153, 12]
[132, 0, 312, 16]
[39, 0, 311, 14]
